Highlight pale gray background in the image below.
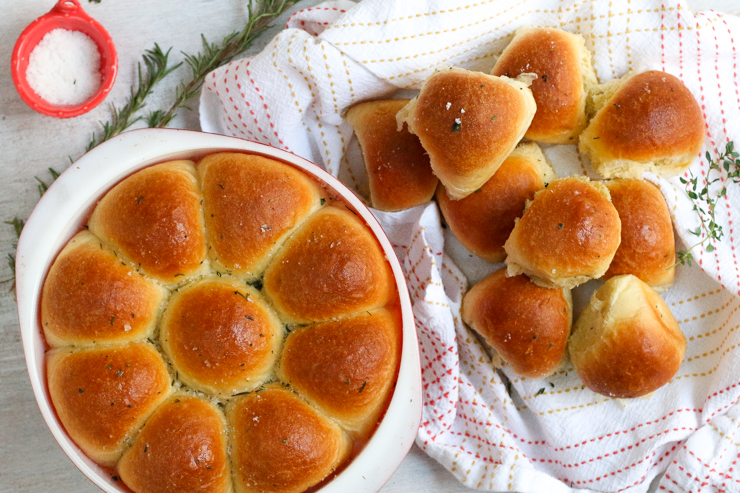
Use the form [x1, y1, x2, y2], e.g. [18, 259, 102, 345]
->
[1, 1, 738, 492]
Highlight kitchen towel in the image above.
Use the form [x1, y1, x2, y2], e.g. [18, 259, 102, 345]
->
[200, 1, 740, 491]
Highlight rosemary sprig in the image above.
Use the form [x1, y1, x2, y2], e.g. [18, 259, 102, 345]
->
[147, 0, 299, 128]
[34, 168, 60, 197]
[86, 44, 181, 151]
[1, 218, 25, 290]
[674, 141, 740, 267]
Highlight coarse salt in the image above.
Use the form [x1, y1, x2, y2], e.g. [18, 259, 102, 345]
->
[26, 29, 102, 106]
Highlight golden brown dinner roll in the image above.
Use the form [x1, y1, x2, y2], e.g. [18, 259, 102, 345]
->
[462, 269, 571, 378]
[604, 179, 675, 290]
[161, 277, 282, 396]
[397, 67, 536, 199]
[41, 231, 166, 348]
[436, 143, 555, 263]
[118, 394, 231, 493]
[492, 26, 597, 144]
[199, 152, 323, 280]
[263, 206, 395, 324]
[88, 160, 208, 285]
[504, 176, 621, 289]
[278, 308, 401, 433]
[46, 342, 171, 466]
[228, 385, 349, 493]
[569, 275, 686, 398]
[345, 99, 438, 211]
[579, 70, 705, 178]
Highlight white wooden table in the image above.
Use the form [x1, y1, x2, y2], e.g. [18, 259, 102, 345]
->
[0, 1, 737, 492]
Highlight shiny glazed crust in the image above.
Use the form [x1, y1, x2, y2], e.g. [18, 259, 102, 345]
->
[117, 395, 231, 493]
[88, 160, 208, 285]
[397, 68, 536, 199]
[160, 277, 283, 396]
[263, 206, 395, 324]
[492, 26, 597, 144]
[504, 176, 622, 288]
[569, 275, 686, 398]
[228, 386, 349, 493]
[46, 343, 172, 466]
[43, 152, 401, 493]
[277, 308, 401, 432]
[604, 179, 676, 290]
[436, 142, 554, 263]
[462, 269, 572, 378]
[199, 153, 322, 280]
[41, 231, 167, 347]
[579, 70, 705, 178]
[345, 99, 438, 211]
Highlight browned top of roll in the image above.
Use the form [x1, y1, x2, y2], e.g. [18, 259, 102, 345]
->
[462, 269, 571, 378]
[570, 275, 686, 398]
[161, 277, 282, 396]
[505, 177, 621, 287]
[228, 385, 348, 493]
[88, 160, 207, 285]
[117, 395, 231, 493]
[345, 99, 438, 212]
[41, 231, 166, 348]
[436, 152, 545, 263]
[199, 152, 322, 279]
[399, 68, 536, 199]
[263, 206, 395, 324]
[492, 26, 590, 143]
[585, 71, 704, 163]
[278, 308, 401, 432]
[605, 179, 675, 289]
[46, 343, 171, 466]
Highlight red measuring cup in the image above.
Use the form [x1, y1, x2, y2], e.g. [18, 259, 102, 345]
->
[11, 0, 118, 118]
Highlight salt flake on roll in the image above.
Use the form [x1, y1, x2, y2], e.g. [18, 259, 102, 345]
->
[397, 67, 537, 200]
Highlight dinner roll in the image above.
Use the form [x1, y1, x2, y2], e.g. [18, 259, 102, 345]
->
[88, 160, 208, 285]
[462, 269, 571, 378]
[46, 342, 171, 466]
[579, 70, 705, 178]
[118, 394, 231, 493]
[569, 275, 686, 398]
[492, 26, 597, 144]
[397, 67, 536, 199]
[228, 385, 349, 493]
[504, 176, 621, 289]
[345, 99, 438, 211]
[277, 308, 401, 433]
[436, 142, 555, 263]
[161, 277, 283, 396]
[604, 179, 676, 290]
[199, 152, 323, 280]
[41, 231, 166, 348]
[263, 206, 395, 324]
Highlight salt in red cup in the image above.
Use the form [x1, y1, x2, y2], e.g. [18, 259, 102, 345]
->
[10, 0, 117, 118]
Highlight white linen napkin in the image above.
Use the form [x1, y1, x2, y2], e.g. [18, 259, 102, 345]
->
[200, 1, 740, 491]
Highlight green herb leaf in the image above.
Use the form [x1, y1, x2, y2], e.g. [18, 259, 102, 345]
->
[673, 141, 739, 269]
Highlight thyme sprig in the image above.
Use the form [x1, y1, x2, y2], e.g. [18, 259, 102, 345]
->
[147, 0, 299, 128]
[674, 141, 740, 267]
[86, 44, 181, 151]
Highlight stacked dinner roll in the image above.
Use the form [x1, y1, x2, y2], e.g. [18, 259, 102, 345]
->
[345, 24, 701, 399]
[42, 153, 401, 493]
